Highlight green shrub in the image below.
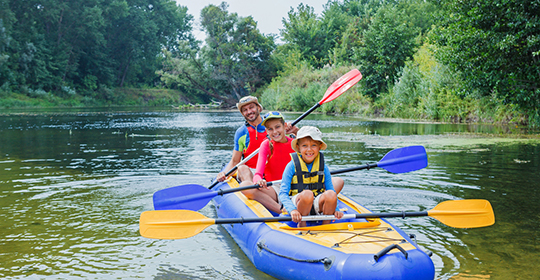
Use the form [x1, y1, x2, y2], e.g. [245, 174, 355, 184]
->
[261, 65, 368, 114]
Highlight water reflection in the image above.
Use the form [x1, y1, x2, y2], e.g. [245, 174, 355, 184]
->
[0, 110, 539, 279]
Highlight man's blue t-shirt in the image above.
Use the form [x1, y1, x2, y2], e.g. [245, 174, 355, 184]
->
[233, 122, 266, 152]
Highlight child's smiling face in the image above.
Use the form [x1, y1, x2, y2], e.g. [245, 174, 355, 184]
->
[297, 137, 321, 164]
[264, 118, 286, 142]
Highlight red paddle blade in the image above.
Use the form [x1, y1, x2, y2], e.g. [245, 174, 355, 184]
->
[320, 69, 362, 105]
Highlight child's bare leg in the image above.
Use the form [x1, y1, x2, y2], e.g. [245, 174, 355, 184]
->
[319, 190, 337, 225]
[235, 166, 280, 213]
[236, 165, 254, 183]
[241, 185, 281, 213]
[332, 177, 344, 194]
[295, 190, 314, 227]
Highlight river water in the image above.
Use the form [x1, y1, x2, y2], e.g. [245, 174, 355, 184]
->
[0, 108, 539, 279]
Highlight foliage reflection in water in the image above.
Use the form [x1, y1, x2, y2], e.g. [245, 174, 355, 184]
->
[0, 110, 538, 279]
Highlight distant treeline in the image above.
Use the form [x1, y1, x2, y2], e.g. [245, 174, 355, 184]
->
[0, 0, 195, 102]
[1, 0, 539, 126]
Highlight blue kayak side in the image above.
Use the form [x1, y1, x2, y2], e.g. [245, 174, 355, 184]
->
[212, 179, 435, 280]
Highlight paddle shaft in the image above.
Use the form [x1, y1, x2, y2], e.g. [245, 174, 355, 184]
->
[207, 104, 320, 190]
[207, 147, 259, 189]
[290, 103, 320, 127]
[331, 163, 378, 175]
[154, 145, 427, 210]
[140, 199, 494, 239]
[208, 104, 321, 190]
[195, 212, 429, 226]
[218, 146, 427, 193]
[212, 164, 379, 197]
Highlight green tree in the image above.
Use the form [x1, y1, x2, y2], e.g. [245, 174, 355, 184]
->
[157, 42, 219, 104]
[158, 2, 276, 106]
[199, 2, 276, 101]
[105, 0, 195, 88]
[432, 0, 540, 123]
[356, 4, 419, 98]
[281, 4, 333, 68]
[0, 0, 195, 98]
[0, 0, 15, 90]
[320, 1, 357, 65]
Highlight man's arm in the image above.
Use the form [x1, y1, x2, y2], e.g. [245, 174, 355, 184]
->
[217, 150, 243, 182]
[217, 126, 247, 182]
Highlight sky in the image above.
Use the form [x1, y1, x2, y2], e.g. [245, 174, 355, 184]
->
[175, 0, 329, 43]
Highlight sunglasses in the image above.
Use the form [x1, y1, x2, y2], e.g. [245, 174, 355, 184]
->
[263, 111, 282, 119]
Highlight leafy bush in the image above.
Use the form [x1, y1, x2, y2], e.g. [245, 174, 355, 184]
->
[376, 43, 527, 124]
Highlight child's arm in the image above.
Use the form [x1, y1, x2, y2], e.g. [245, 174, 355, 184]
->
[252, 139, 270, 184]
[279, 162, 296, 214]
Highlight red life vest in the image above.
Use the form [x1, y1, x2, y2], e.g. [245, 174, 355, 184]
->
[243, 125, 267, 168]
[262, 137, 295, 181]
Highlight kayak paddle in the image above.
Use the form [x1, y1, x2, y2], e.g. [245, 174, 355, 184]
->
[153, 145, 427, 210]
[208, 69, 362, 190]
[206, 147, 259, 190]
[140, 199, 495, 239]
[289, 68, 362, 127]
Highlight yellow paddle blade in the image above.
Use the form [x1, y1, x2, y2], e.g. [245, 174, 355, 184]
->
[428, 199, 495, 228]
[139, 210, 215, 239]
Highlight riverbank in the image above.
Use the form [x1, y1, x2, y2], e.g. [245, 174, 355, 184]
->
[0, 87, 533, 129]
[0, 88, 203, 109]
[259, 66, 533, 128]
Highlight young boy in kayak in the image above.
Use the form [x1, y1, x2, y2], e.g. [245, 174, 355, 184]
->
[279, 126, 344, 227]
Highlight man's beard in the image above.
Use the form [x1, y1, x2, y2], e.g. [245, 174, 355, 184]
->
[244, 109, 260, 122]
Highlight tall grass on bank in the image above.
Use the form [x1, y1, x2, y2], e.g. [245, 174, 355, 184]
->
[0, 88, 191, 108]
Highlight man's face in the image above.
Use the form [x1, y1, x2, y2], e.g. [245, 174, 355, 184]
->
[241, 103, 261, 122]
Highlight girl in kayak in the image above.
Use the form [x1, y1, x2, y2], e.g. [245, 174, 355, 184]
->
[279, 126, 344, 227]
[238, 111, 294, 213]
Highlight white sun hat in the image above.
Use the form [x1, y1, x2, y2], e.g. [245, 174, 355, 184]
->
[291, 126, 327, 152]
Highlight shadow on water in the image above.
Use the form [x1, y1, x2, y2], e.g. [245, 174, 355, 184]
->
[0, 109, 539, 279]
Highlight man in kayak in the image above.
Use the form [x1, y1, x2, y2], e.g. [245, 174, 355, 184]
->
[279, 126, 344, 227]
[216, 96, 297, 190]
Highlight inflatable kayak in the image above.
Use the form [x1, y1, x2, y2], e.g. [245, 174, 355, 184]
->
[211, 177, 435, 280]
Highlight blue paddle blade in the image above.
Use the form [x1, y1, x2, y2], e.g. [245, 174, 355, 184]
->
[377, 145, 428, 173]
[153, 184, 216, 210]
